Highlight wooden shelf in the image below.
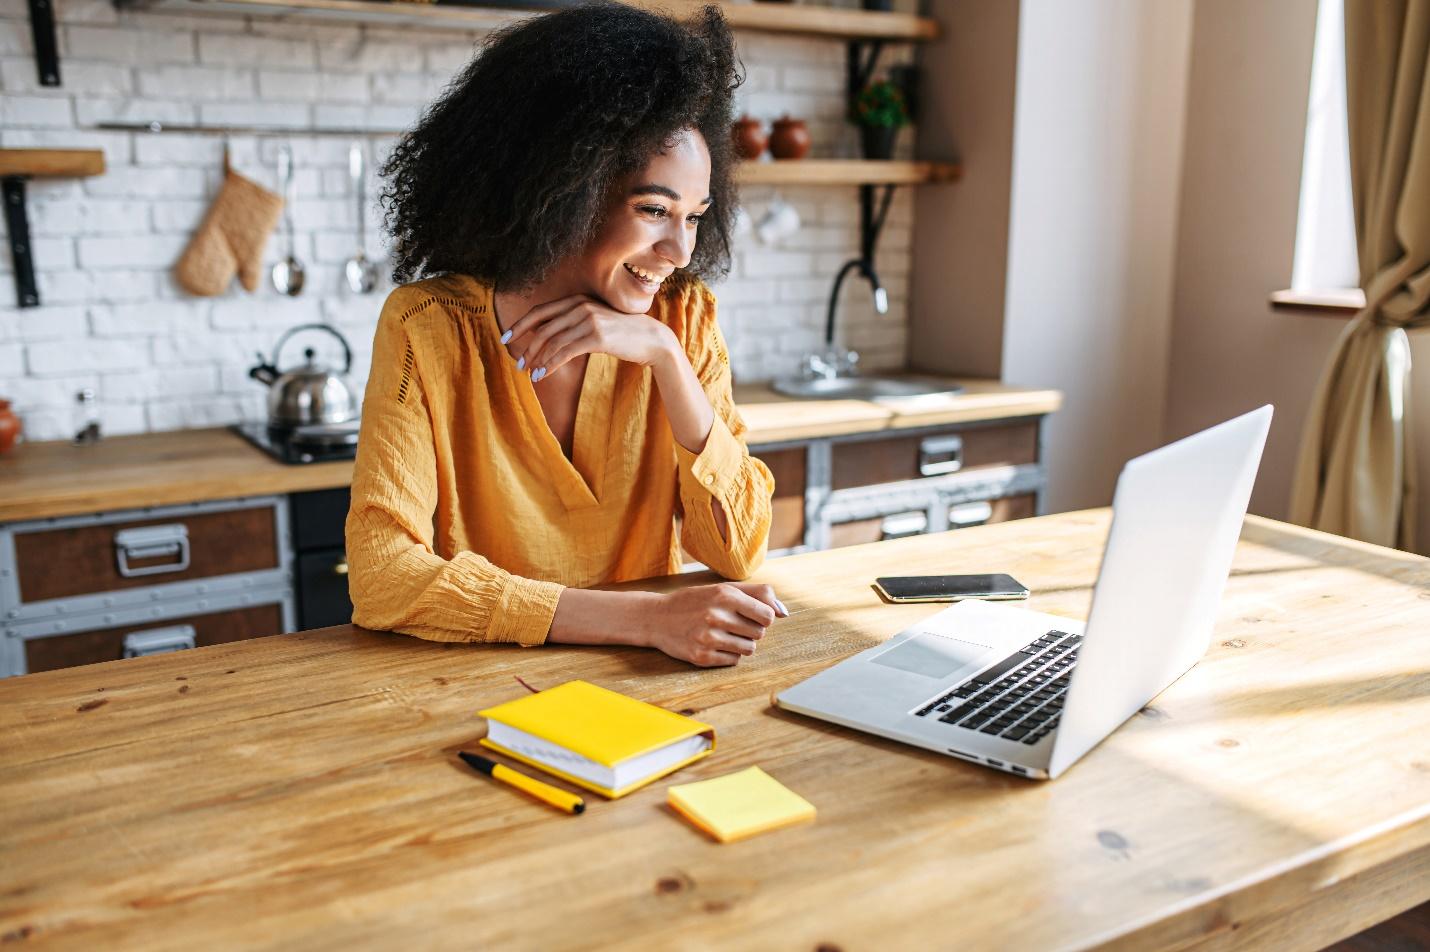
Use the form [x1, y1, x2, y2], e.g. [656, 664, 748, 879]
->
[0, 149, 105, 178]
[117, 0, 940, 40]
[1, 150, 107, 309]
[737, 159, 962, 187]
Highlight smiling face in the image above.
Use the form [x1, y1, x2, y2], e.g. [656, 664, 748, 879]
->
[562, 128, 713, 314]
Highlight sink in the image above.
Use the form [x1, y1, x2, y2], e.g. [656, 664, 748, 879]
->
[770, 375, 965, 401]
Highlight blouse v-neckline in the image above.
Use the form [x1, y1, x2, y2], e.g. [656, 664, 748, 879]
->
[484, 279, 615, 512]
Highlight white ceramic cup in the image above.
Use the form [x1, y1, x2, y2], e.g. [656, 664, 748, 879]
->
[756, 197, 801, 244]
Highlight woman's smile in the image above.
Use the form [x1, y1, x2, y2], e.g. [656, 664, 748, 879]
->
[623, 262, 667, 291]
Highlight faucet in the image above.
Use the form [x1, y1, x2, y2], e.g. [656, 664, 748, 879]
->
[800, 257, 888, 380]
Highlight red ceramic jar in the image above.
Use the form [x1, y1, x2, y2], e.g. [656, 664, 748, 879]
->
[768, 115, 811, 160]
[731, 115, 767, 161]
[0, 399, 20, 455]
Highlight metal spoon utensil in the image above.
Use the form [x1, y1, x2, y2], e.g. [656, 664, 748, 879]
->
[344, 143, 378, 295]
[271, 143, 306, 296]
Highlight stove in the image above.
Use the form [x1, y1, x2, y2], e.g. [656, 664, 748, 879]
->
[232, 421, 359, 465]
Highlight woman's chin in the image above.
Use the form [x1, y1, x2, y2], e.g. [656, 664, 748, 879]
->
[603, 288, 659, 314]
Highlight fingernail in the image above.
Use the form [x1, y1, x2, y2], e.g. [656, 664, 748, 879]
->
[500, 329, 512, 345]
[532, 367, 546, 382]
[775, 598, 789, 616]
[516, 356, 525, 370]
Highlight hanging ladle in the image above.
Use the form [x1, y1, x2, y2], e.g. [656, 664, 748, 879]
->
[271, 143, 306, 296]
[344, 142, 378, 295]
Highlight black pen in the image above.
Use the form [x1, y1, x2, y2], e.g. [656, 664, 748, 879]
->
[459, 751, 586, 815]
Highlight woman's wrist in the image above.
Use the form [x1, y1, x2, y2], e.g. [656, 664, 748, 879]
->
[547, 587, 665, 648]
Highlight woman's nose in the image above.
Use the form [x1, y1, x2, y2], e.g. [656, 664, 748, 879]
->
[654, 219, 695, 268]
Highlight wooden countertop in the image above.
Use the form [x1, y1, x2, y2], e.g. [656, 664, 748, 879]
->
[0, 379, 1061, 522]
[731, 377, 1061, 444]
[2, 511, 1427, 949]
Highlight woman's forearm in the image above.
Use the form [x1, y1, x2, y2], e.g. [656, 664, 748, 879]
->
[649, 339, 731, 543]
[651, 337, 715, 455]
[547, 587, 662, 647]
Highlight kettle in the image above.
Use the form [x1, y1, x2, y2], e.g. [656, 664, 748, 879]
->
[249, 323, 359, 429]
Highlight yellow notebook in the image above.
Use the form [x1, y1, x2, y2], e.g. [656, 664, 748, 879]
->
[478, 680, 715, 799]
[667, 766, 816, 843]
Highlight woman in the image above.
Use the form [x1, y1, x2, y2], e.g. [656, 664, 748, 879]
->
[345, 2, 784, 667]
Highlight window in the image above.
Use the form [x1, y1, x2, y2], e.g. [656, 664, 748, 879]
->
[1291, 0, 1359, 293]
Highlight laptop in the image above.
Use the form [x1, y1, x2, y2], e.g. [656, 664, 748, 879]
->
[775, 406, 1273, 780]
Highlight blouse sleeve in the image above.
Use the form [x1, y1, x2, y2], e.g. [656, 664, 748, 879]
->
[673, 285, 775, 579]
[344, 293, 564, 646]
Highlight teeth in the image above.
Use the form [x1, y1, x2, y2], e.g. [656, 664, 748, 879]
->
[625, 263, 661, 284]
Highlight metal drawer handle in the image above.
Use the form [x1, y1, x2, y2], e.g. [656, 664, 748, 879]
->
[919, 434, 964, 477]
[949, 501, 994, 528]
[880, 511, 928, 541]
[114, 524, 191, 578]
[123, 624, 197, 658]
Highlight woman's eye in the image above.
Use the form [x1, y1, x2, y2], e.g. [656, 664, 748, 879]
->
[638, 205, 667, 218]
[686, 215, 704, 225]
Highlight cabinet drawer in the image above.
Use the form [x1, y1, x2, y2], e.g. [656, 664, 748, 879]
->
[22, 603, 284, 674]
[827, 493, 1038, 549]
[831, 422, 1039, 490]
[13, 504, 280, 604]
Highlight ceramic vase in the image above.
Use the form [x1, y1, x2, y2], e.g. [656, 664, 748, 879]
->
[769, 116, 811, 160]
[0, 399, 21, 455]
[732, 115, 767, 161]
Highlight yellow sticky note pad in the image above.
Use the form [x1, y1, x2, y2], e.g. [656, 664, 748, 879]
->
[667, 766, 816, 843]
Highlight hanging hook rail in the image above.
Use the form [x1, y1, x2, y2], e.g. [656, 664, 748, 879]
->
[92, 121, 408, 138]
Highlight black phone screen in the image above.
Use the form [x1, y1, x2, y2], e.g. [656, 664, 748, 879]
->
[875, 573, 1028, 600]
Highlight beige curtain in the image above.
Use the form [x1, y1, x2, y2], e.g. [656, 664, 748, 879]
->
[1289, 0, 1430, 551]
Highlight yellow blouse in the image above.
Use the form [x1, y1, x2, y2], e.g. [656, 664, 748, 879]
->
[344, 273, 775, 646]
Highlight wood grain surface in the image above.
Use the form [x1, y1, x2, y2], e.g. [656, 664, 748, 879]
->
[141, 0, 939, 41]
[2, 511, 1427, 950]
[0, 148, 105, 178]
[736, 159, 963, 187]
[0, 380, 1061, 522]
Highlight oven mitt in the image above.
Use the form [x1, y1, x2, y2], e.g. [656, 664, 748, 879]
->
[174, 166, 284, 297]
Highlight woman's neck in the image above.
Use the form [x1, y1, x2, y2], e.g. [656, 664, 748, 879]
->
[493, 270, 585, 333]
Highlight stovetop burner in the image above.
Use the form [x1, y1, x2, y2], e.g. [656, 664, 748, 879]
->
[232, 421, 360, 465]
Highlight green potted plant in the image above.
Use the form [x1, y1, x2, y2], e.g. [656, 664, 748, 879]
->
[853, 79, 910, 160]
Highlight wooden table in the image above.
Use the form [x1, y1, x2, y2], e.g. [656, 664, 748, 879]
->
[2, 511, 1428, 950]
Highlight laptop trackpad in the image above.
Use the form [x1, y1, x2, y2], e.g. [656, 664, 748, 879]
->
[871, 632, 994, 679]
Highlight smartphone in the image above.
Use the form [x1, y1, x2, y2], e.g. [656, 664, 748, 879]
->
[873, 573, 1030, 603]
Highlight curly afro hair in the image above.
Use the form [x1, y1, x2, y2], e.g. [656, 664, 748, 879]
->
[379, 1, 742, 292]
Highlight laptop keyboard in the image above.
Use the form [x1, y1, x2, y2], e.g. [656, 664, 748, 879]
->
[914, 630, 1082, 745]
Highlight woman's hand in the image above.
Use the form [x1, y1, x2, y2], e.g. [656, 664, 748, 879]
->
[647, 582, 789, 667]
[503, 293, 677, 382]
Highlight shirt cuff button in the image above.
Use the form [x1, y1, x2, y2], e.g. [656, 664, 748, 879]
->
[703, 473, 715, 485]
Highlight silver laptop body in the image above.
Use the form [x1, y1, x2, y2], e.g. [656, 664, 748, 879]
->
[775, 406, 1273, 780]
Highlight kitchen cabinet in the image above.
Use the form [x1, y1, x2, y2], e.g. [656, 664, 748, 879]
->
[290, 487, 353, 632]
[754, 414, 1046, 559]
[0, 498, 294, 678]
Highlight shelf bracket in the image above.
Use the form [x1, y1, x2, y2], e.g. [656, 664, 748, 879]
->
[27, 0, 61, 87]
[859, 182, 896, 263]
[2, 178, 40, 309]
[847, 38, 885, 103]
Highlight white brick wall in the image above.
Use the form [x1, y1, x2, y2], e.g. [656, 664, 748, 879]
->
[0, 0, 917, 442]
